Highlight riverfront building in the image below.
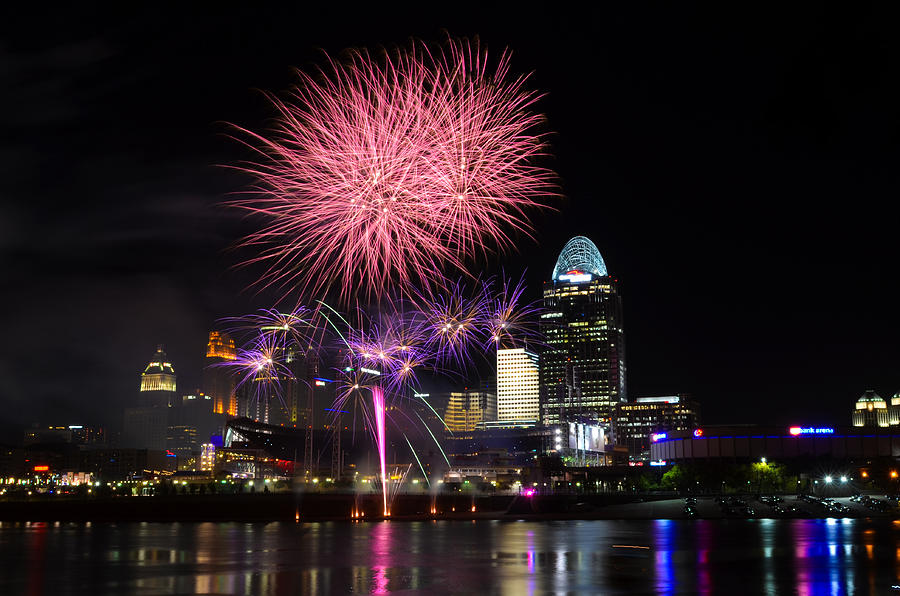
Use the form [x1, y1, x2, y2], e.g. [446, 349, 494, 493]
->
[613, 395, 700, 461]
[444, 390, 497, 433]
[650, 425, 900, 463]
[496, 348, 540, 423]
[540, 236, 626, 426]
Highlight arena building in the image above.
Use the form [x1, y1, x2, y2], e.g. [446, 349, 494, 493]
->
[650, 425, 900, 462]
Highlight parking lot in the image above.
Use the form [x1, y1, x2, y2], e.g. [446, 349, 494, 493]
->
[599, 494, 900, 519]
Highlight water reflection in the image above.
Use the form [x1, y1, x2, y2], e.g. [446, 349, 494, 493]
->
[3, 519, 900, 593]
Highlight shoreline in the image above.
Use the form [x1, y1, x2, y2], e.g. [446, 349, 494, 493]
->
[1, 494, 896, 523]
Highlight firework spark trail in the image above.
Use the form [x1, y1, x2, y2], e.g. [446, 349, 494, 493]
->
[403, 435, 430, 488]
[371, 385, 389, 516]
[230, 37, 556, 302]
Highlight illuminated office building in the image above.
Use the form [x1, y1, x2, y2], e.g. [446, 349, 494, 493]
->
[139, 345, 177, 407]
[540, 236, 626, 425]
[444, 390, 497, 433]
[612, 395, 700, 461]
[497, 348, 540, 422]
[199, 443, 216, 472]
[203, 331, 237, 415]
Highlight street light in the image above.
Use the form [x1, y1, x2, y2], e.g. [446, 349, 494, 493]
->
[824, 476, 833, 484]
[758, 458, 768, 493]
[840, 476, 847, 483]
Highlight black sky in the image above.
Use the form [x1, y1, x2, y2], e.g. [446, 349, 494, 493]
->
[2, 5, 899, 442]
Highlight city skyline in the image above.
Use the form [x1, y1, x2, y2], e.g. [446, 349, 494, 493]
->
[5, 7, 900, 593]
[3, 5, 900, 442]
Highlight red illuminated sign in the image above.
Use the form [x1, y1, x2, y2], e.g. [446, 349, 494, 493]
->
[33, 465, 49, 472]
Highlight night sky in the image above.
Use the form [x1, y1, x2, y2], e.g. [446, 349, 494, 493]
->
[2, 5, 899, 442]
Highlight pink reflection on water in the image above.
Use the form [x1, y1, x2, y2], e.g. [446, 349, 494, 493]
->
[527, 529, 536, 574]
[26, 522, 47, 596]
[371, 522, 391, 594]
[696, 520, 714, 595]
[373, 567, 389, 594]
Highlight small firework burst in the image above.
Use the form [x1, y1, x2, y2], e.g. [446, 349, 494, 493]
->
[483, 274, 542, 350]
[217, 330, 294, 414]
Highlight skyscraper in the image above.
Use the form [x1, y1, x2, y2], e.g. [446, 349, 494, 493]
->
[540, 236, 626, 426]
[139, 345, 177, 407]
[497, 348, 540, 422]
[203, 331, 237, 415]
[124, 345, 177, 450]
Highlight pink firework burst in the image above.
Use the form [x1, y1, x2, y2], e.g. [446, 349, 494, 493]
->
[231, 36, 557, 302]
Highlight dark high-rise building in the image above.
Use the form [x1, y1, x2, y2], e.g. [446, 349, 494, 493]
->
[203, 331, 237, 416]
[166, 424, 198, 469]
[540, 236, 626, 426]
[124, 345, 177, 450]
[175, 392, 227, 446]
[122, 406, 168, 450]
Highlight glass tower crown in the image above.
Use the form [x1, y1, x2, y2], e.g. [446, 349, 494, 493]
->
[552, 236, 608, 280]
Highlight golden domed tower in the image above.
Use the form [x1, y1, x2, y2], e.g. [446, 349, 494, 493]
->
[139, 345, 177, 407]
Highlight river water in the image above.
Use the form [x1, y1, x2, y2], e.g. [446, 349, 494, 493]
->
[2, 518, 899, 594]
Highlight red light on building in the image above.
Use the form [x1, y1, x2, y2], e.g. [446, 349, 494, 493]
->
[33, 465, 49, 472]
[693, 429, 703, 438]
[789, 426, 802, 436]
